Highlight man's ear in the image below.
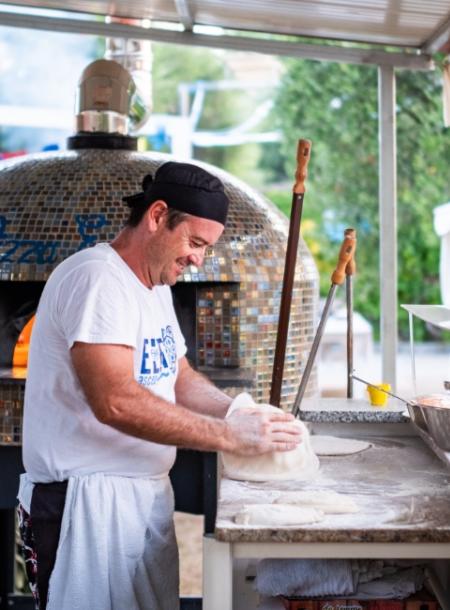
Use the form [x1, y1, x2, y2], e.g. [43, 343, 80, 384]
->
[146, 200, 168, 232]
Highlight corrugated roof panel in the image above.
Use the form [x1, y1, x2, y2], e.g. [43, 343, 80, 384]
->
[192, 1, 439, 46]
[0, 0, 449, 49]
[0, 1, 178, 20]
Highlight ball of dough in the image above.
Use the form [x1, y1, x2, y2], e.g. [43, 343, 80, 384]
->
[234, 504, 324, 526]
[221, 393, 320, 482]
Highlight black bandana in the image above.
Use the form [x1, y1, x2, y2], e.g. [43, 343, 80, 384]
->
[122, 161, 229, 226]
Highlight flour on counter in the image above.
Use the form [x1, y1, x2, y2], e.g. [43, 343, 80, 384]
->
[310, 435, 372, 456]
[274, 490, 359, 514]
[234, 503, 324, 526]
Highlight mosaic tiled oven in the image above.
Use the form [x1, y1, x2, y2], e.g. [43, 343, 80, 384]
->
[0, 146, 319, 444]
[0, 58, 319, 446]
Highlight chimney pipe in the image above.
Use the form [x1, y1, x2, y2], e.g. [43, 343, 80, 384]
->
[75, 58, 136, 135]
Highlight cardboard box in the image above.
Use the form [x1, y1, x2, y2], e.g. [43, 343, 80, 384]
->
[281, 600, 318, 610]
[318, 602, 349, 610]
[281, 597, 438, 610]
[346, 601, 370, 609]
[405, 593, 438, 610]
[405, 603, 437, 610]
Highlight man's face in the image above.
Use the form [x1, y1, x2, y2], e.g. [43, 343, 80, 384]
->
[148, 213, 224, 286]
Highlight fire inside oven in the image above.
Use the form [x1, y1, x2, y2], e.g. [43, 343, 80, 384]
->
[0, 281, 43, 444]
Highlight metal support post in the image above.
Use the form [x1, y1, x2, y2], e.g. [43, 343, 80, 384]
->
[378, 64, 398, 389]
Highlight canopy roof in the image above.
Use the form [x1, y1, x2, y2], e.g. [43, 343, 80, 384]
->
[0, 0, 449, 68]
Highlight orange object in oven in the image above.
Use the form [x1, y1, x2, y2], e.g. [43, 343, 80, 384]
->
[13, 315, 35, 367]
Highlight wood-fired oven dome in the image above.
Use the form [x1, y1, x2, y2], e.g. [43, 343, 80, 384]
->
[0, 148, 319, 418]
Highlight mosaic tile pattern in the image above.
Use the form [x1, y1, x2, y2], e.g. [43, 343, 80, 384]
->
[0, 149, 319, 444]
[197, 284, 240, 368]
[0, 381, 24, 445]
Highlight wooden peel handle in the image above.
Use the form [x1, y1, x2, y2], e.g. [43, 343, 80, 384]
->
[331, 229, 356, 285]
[293, 139, 312, 194]
[345, 228, 357, 276]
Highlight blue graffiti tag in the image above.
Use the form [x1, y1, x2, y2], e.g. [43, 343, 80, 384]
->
[0, 215, 60, 264]
[75, 214, 109, 251]
[0, 215, 9, 238]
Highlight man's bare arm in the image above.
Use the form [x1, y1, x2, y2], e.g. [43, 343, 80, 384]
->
[175, 357, 232, 418]
[71, 343, 301, 455]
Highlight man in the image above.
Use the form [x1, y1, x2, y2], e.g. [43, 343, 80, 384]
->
[18, 161, 301, 610]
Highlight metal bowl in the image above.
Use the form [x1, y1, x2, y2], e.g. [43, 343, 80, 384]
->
[413, 395, 450, 451]
[406, 402, 428, 432]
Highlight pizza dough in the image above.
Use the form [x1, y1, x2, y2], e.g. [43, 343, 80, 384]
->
[221, 393, 320, 482]
[234, 503, 324, 526]
[274, 490, 359, 514]
[310, 435, 372, 456]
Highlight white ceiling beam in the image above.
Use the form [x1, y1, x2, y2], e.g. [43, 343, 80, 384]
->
[421, 14, 450, 54]
[174, 0, 194, 31]
[0, 9, 434, 70]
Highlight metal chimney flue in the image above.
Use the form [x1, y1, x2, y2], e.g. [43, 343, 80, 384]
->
[105, 34, 153, 132]
[70, 33, 152, 150]
[75, 59, 135, 135]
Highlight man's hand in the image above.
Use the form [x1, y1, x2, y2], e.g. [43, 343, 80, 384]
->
[225, 408, 302, 456]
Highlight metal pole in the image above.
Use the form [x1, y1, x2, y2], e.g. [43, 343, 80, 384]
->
[292, 230, 356, 417]
[378, 64, 398, 390]
[346, 228, 357, 398]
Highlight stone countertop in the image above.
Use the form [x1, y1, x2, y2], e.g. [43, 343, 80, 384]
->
[215, 434, 450, 543]
[299, 397, 409, 423]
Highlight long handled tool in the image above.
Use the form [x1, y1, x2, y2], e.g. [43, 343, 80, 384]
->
[270, 139, 312, 407]
[345, 228, 357, 398]
[292, 229, 356, 417]
[351, 373, 410, 404]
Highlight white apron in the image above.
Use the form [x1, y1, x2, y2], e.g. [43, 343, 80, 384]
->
[19, 472, 179, 610]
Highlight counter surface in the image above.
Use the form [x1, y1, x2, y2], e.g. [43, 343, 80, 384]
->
[215, 434, 450, 543]
[300, 397, 408, 423]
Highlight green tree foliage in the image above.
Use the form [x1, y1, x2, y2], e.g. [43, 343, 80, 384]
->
[264, 59, 450, 339]
[151, 44, 271, 182]
[152, 44, 225, 114]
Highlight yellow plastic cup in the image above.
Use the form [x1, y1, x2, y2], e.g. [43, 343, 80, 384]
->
[367, 383, 391, 407]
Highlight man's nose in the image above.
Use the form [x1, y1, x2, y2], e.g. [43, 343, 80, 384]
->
[189, 254, 203, 267]
[189, 249, 206, 267]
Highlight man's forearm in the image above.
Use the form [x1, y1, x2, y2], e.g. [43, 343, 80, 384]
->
[175, 365, 232, 418]
[71, 345, 235, 451]
[72, 345, 299, 457]
[97, 380, 234, 452]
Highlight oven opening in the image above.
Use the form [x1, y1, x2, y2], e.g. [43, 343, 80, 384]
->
[0, 281, 44, 375]
[1, 281, 241, 375]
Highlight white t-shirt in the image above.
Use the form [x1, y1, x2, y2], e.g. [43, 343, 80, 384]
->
[23, 243, 187, 482]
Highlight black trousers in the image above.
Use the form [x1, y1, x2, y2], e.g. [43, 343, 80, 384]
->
[28, 481, 67, 610]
